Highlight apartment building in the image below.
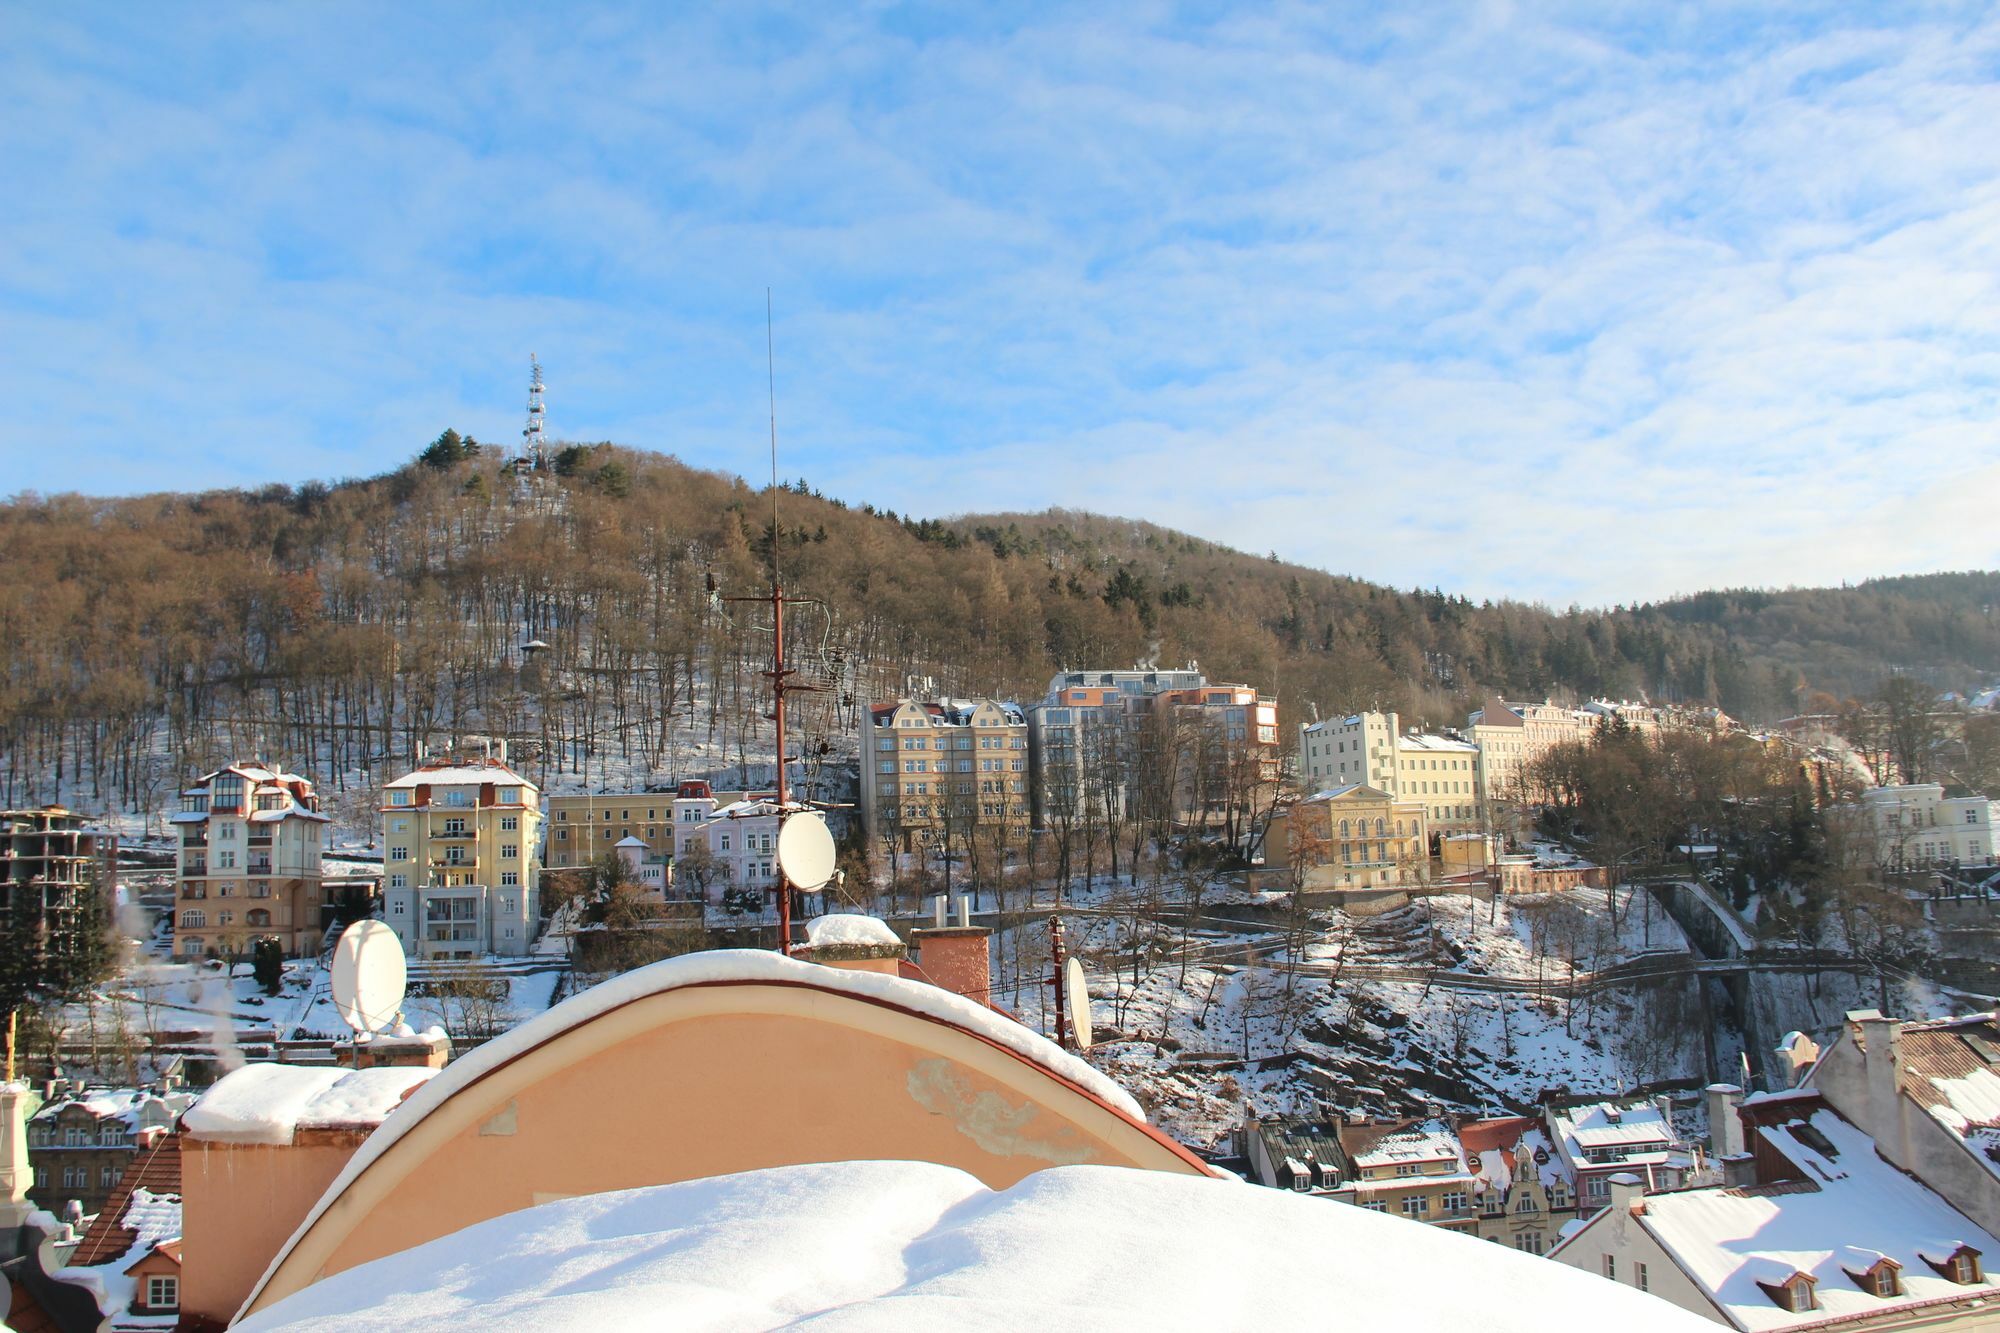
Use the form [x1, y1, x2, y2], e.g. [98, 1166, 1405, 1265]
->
[1466, 696, 1599, 810]
[1850, 784, 1995, 869]
[27, 1086, 184, 1221]
[1299, 712, 1481, 840]
[1339, 1119, 1479, 1233]
[1026, 668, 1212, 824]
[859, 698, 1029, 853]
[379, 757, 542, 959]
[544, 792, 681, 870]
[1273, 784, 1428, 889]
[0, 805, 115, 971]
[169, 764, 328, 959]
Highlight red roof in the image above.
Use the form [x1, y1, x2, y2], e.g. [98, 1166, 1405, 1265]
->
[68, 1134, 181, 1267]
[1457, 1115, 1536, 1158]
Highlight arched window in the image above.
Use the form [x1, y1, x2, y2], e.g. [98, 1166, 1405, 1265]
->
[246, 909, 271, 927]
[181, 936, 203, 954]
[180, 910, 205, 929]
[1375, 817, 1388, 837]
[1339, 819, 1350, 838]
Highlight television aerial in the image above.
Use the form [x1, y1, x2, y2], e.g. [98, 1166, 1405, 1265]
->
[1064, 957, 1094, 1052]
[775, 810, 838, 892]
[330, 920, 407, 1038]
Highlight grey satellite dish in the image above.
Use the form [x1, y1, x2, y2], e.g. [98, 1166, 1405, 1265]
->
[775, 811, 837, 891]
[1065, 956, 1094, 1051]
[330, 919, 407, 1036]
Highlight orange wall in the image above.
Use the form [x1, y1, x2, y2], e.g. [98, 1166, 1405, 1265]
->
[178, 1131, 369, 1327]
[247, 982, 1206, 1316]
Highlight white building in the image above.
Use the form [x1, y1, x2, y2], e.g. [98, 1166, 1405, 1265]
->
[1853, 784, 1994, 869]
[1552, 1096, 2000, 1331]
[1545, 1097, 1705, 1211]
[1299, 712, 1482, 840]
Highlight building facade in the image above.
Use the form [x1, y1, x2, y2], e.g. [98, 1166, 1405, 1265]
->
[544, 792, 681, 870]
[1851, 784, 1995, 869]
[1299, 714, 1482, 840]
[27, 1087, 183, 1221]
[1276, 785, 1429, 889]
[0, 806, 115, 970]
[860, 698, 1030, 853]
[170, 764, 328, 959]
[1466, 697, 1599, 812]
[379, 757, 543, 959]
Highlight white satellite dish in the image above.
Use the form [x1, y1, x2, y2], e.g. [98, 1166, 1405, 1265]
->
[1065, 956, 1094, 1051]
[330, 920, 407, 1036]
[775, 811, 837, 891]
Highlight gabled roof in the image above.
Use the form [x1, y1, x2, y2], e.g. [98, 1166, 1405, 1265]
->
[68, 1134, 182, 1267]
[1884, 1013, 2000, 1184]
[384, 758, 536, 790]
[1628, 1107, 2000, 1332]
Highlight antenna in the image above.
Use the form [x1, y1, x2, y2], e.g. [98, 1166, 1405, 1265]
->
[329, 920, 407, 1050]
[523, 354, 549, 470]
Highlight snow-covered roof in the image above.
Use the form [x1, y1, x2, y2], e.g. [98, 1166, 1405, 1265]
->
[1298, 783, 1395, 804]
[383, 760, 536, 790]
[1349, 1119, 1468, 1174]
[1549, 1100, 1676, 1156]
[234, 1159, 1707, 1331]
[250, 806, 331, 823]
[1397, 732, 1477, 753]
[1461, 1117, 1571, 1194]
[182, 1065, 439, 1146]
[1630, 1108, 2000, 1332]
[805, 914, 901, 949]
[613, 835, 649, 848]
[1884, 1014, 2000, 1186]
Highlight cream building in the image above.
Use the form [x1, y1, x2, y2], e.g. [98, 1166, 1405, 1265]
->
[1466, 696, 1599, 812]
[1851, 784, 1995, 869]
[1299, 713, 1480, 841]
[1275, 784, 1428, 889]
[170, 763, 328, 959]
[860, 698, 1030, 853]
[544, 791, 680, 870]
[379, 756, 543, 959]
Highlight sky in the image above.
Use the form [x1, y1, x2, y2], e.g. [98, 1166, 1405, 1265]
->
[4, 3, 1998, 607]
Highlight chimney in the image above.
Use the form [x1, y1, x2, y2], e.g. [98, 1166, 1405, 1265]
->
[1705, 1083, 1746, 1160]
[911, 905, 992, 1006]
[1857, 1012, 1911, 1167]
[333, 1027, 453, 1070]
[0, 1081, 34, 1231]
[1606, 1171, 1645, 1216]
[802, 915, 906, 977]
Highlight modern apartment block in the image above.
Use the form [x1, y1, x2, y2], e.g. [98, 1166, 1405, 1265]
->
[0, 805, 115, 960]
[170, 764, 328, 959]
[1026, 669, 1278, 832]
[859, 698, 1030, 853]
[1299, 712, 1481, 840]
[379, 757, 542, 959]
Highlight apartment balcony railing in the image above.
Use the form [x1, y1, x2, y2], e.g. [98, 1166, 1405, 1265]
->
[180, 832, 206, 847]
[431, 855, 477, 869]
[429, 826, 477, 840]
[183, 861, 207, 877]
[248, 860, 273, 876]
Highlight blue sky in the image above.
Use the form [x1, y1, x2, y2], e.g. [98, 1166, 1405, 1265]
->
[4, 3, 1998, 606]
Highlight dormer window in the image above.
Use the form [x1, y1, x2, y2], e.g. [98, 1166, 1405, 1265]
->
[1844, 1257, 1901, 1299]
[1754, 1273, 1819, 1313]
[1920, 1244, 1984, 1286]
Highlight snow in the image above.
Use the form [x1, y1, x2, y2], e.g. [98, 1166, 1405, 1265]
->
[382, 762, 532, 789]
[1635, 1108, 2000, 1331]
[1350, 1120, 1466, 1172]
[240, 950, 1152, 1320]
[183, 1065, 436, 1145]
[52, 1185, 183, 1320]
[236, 1159, 1709, 1332]
[805, 914, 901, 948]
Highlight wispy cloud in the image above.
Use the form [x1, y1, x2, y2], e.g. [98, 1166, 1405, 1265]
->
[4, 3, 1998, 604]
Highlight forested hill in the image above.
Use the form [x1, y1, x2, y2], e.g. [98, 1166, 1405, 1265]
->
[1, 440, 1994, 811]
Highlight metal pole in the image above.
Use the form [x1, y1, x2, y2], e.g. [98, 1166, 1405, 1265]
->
[1049, 914, 1069, 1051]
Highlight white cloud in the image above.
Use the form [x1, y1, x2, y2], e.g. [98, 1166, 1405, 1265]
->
[3, 3, 1998, 603]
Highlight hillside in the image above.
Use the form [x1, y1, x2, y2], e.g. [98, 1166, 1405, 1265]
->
[1, 440, 1994, 813]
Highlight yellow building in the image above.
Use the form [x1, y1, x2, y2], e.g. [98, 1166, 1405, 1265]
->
[859, 698, 1030, 853]
[380, 757, 543, 959]
[1340, 1119, 1478, 1233]
[544, 792, 682, 869]
[1279, 784, 1428, 889]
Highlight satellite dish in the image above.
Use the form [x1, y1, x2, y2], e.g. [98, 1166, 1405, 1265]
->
[775, 811, 837, 891]
[1065, 957, 1094, 1051]
[330, 920, 407, 1036]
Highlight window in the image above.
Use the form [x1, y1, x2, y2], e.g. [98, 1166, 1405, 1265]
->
[146, 1275, 178, 1311]
[217, 821, 238, 840]
[558, 828, 569, 841]
[1603, 1256, 1616, 1281]
[390, 846, 410, 862]
[1635, 1262, 1650, 1292]
[501, 844, 518, 859]
[1361, 1199, 1386, 1212]
[216, 850, 236, 869]
[501, 897, 514, 911]
[1401, 1196, 1428, 1218]
[1515, 1233, 1544, 1255]
[443, 818, 467, 835]
[64, 1164, 85, 1189]
[64, 1125, 87, 1146]
[1515, 1193, 1538, 1213]
[389, 873, 407, 889]
[392, 901, 405, 915]
[501, 871, 518, 886]
[389, 790, 411, 806]
[1441, 1191, 1467, 1213]
[181, 910, 205, 929]
[720, 835, 731, 852]
[100, 1162, 118, 1186]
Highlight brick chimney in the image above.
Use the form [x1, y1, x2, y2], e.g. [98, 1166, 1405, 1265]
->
[333, 1027, 452, 1070]
[802, 914, 906, 976]
[912, 895, 991, 1004]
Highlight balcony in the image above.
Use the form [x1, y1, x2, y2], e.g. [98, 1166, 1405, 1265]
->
[429, 823, 477, 840]
[248, 861, 273, 877]
[247, 833, 273, 847]
[180, 832, 207, 848]
[183, 861, 207, 877]
[431, 855, 478, 870]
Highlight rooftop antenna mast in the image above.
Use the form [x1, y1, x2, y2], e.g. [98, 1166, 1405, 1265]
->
[723, 291, 830, 954]
[523, 353, 549, 471]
